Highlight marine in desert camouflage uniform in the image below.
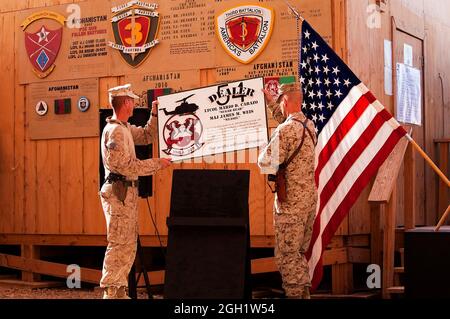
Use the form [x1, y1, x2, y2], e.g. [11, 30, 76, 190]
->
[99, 84, 171, 299]
[258, 83, 317, 299]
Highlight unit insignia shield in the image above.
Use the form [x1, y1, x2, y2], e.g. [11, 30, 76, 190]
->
[216, 5, 274, 64]
[109, 1, 160, 67]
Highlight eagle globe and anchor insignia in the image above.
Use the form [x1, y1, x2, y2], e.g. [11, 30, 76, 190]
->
[108, 1, 160, 67]
[21, 11, 65, 78]
[161, 94, 204, 157]
[216, 5, 274, 64]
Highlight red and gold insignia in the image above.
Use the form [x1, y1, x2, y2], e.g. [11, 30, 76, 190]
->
[108, 1, 160, 68]
[217, 5, 274, 64]
[21, 11, 65, 79]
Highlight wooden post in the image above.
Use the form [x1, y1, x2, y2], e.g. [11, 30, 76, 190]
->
[382, 186, 397, 299]
[404, 142, 416, 230]
[436, 140, 449, 220]
[21, 245, 40, 282]
[332, 263, 353, 295]
[370, 203, 382, 265]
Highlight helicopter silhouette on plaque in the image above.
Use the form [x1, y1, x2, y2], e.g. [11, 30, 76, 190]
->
[161, 93, 204, 157]
[160, 94, 199, 116]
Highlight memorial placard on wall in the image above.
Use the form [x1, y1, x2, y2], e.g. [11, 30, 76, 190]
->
[17, 0, 111, 84]
[124, 69, 201, 108]
[215, 60, 299, 83]
[109, 0, 216, 74]
[156, 77, 268, 161]
[27, 78, 99, 140]
[17, 0, 333, 82]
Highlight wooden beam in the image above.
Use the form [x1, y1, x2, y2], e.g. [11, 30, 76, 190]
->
[347, 248, 370, 263]
[382, 186, 397, 299]
[0, 234, 354, 249]
[251, 257, 277, 274]
[0, 235, 275, 247]
[435, 140, 449, 221]
[369, 137, 409, 203]
[0, 253, 101, 284]
[332, 264, 353, 295]
[327, 236, 345, 248]
[344, 235, 370, 247]
[0, 253, 165, 286]
[1, 246, 355, 289]
[21, 245, 40, 282]
[404, 142, 416, 229]
[323, 248, 348, 265]
[248, 246, 354, 276]
[0, 234, 109, 246]
[370, 203, 382, 265]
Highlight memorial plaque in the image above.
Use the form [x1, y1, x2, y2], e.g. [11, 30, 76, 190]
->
[27, 78, 99, 140]
[18, 0, 111, 84]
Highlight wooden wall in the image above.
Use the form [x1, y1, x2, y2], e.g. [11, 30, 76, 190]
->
[346, 0, 450, 228]
[0, 0, 447, 242]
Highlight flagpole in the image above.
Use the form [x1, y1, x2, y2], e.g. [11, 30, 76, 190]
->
[436, 205, 450, 232]
[405, 134, 450, 187]
[285, 0, 304, 88]
[404, 134, 450, 230]
[284, 0, 304, 21]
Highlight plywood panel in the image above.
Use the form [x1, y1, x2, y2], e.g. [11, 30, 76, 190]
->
[248, 151, 266, 236]
[422, 17, 450, 224]
[24, 123, 38, 234]
[99, 77, 119, 108]
[264, 126, 277, 236]
[391, 0, 425, 39]
[82, 137, 104, 234]
[0, 1, 29, 13]
[0, 13, 16, 234]
[36, 139, 60, 233]
[14, 67, 26, 234]
[60, 139, 83, 233]
[393, 30, 425, 225]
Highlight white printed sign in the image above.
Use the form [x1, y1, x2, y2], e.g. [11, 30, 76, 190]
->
[396, 63, 422, 126]
[157, 77, 269, 161]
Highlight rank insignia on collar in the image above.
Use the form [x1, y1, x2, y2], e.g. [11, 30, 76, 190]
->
[108, 1, 160, 68]
[21, 11, 65, 79]
[216, 5, 274, 64]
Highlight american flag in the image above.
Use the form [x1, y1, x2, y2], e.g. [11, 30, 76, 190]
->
[299, 20, 407, 290]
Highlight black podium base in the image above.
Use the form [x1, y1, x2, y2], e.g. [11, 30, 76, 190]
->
[405, 226, 450, 298]
[164, 169, 251, 299]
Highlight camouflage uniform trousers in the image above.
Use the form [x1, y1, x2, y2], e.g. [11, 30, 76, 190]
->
[273, 199, 316, 297]
[99, 183, 139, 288]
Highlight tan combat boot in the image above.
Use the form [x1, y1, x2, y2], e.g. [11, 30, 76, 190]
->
[116, 286, 131, 299]
[103, 286, 118, 299]
[302, 287, 311, 299]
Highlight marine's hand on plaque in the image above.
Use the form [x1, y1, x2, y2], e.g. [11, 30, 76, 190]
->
[151, 100, 159, 117]
[159, 158, 172, 169]
[262, 88, 276, 105]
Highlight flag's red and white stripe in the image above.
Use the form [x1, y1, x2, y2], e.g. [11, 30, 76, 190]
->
[306, 83, 406, 289]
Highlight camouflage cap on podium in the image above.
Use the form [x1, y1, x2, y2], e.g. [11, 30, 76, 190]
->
[108, 83, 140, 105]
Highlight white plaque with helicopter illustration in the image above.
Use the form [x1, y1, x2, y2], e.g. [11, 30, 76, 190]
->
[157, 77, 269, 161]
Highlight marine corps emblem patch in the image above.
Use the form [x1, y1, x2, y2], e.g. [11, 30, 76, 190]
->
[216, 5, 274, 64]
[108, 0, 160, 68]
[21, 11, 65, 79]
